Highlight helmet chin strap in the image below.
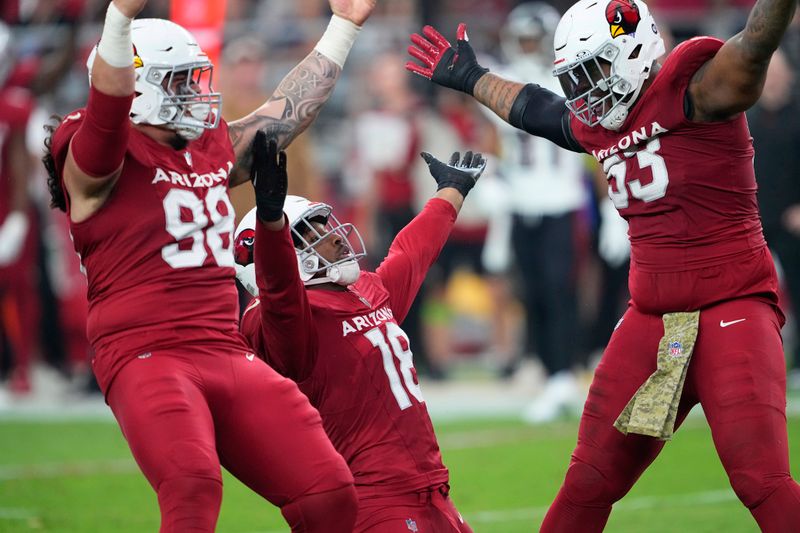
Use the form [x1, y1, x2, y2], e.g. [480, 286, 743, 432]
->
[173, 124, 204, 140]
[601, 104, 628, 131]
[169, 103, 212, 140]
[304, 259, 361, 287]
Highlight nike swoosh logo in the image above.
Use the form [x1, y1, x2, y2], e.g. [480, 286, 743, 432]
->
[245, 353, 255, 361]
[65, 112, 82, 122]
[720, 319, 746, 328]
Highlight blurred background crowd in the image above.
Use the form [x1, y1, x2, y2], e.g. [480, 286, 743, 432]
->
[1, 0, 799, 423]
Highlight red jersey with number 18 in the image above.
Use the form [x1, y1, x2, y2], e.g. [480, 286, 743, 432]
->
[241, 199, 457, 499]
[51, 113, 248, 393]
[570, 37, 780, 315]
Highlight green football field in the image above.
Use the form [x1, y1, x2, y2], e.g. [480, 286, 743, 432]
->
[1, 412, 798, 532]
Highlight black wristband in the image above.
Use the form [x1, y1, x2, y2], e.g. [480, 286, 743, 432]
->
[463, 64, 489, 95]
[436, 177, 475, 198]
[508, 83, 585, 153]
[256, 204, 284, 223]
[431, 41, 489, 96]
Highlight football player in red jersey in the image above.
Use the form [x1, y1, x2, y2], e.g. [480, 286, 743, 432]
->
[406, 0, 800, 531]
[234, 132, 483, 532]
[0, 22, 38, 395]
[40, 0, 375, 531]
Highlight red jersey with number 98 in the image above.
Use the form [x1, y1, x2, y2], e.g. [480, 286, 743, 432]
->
[570, 37, 779, 314]
[51, 113, 248, 392]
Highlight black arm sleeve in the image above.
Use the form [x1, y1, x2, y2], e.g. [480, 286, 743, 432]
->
[508, 83, 585, 153]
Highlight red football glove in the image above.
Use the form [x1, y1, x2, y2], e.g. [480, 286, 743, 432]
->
[406, 23, 489, 95]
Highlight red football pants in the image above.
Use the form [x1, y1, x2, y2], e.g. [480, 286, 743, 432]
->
[106, 346, 357, 533]
[541, 297, 800, 532]
[355, 484, 473, 532]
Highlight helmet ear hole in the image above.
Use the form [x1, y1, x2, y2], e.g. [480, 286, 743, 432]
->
[629, 44, 642, 60]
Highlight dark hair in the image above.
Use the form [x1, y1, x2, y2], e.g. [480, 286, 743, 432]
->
[42, 115, 66, 212]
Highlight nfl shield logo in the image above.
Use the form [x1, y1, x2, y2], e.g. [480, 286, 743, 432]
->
[405, 518, 418, 532]
[184, 151, 193, 166]
[669, 341, 683, 357]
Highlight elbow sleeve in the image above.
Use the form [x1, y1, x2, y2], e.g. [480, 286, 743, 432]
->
[508, 83, 584, 153]
[70, 86, 134, 177]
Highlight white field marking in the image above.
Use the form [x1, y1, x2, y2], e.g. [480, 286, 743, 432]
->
[0, 508, 37, 520]
[0, 458, 138, 480]
[465, 489, 737, 524]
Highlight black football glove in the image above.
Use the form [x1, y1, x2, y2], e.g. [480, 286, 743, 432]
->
[250, 130, 288, 223]
[406, 23, 489, 96]
[420, 150, 487, 198]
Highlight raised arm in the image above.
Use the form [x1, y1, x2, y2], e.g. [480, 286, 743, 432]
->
[246, 132, 318, 380]
[227, 0, 375, 187]
[690, 0, 798, 121]
[406, 23, 583, 152]
[376, 151, 486, 323]
[62, 0, 144, 219]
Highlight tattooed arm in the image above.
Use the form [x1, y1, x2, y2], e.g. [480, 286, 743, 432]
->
[474, 74, 583, 152]
[472, 73, 525, 122]
[689, 0, 797, 122]
[228, 0, 375, 187]
[227, 52, 341, 186]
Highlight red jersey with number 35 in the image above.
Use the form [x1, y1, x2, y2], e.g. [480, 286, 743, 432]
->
[570, 37, 779, 314]
[51, 113, 248, 392]
[241, 199, 457, 498]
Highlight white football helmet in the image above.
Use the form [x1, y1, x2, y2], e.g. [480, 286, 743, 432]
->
[552, 0, 664, 130]
[87, 18, 221, 140]
[0, 22, 13, 89]
[501, 2, 561, 66]
[233, 197, 366, 295]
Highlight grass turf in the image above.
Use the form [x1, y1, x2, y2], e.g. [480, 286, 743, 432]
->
[0, 413, 797, 532]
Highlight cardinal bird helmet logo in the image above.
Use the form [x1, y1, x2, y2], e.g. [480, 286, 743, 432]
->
[234, 229, 255, 266]
[132, 44, 144, 68]
[605, 0, 641, 38]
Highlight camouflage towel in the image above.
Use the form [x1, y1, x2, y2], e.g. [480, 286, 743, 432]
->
[614, 311, 700, 441]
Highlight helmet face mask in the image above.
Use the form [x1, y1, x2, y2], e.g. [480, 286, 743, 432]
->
[86, 19, 222, 140]
[145, 63, 221, 139]
[552, 0, 664, 130]
[288, 202, 366, 287]
[232, 197, 367, 295]
[556, 43, 630, 127]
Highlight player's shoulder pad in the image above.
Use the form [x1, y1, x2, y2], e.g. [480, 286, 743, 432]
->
[660, 37, 725, 82]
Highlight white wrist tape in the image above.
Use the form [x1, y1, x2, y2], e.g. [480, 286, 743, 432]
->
[313, 15, 361, 68]
[97, 2, 134, 68]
